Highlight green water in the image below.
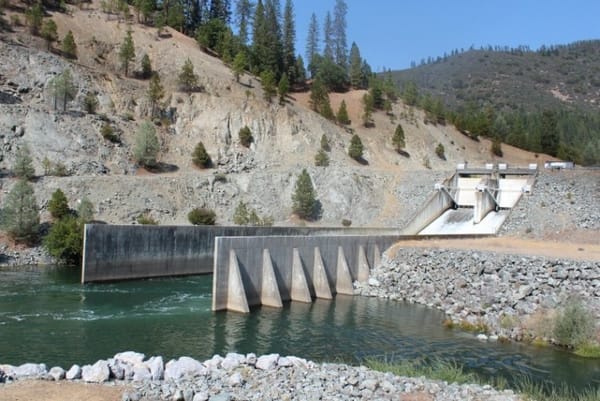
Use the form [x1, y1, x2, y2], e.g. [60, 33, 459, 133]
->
[0, 266, 599, 390]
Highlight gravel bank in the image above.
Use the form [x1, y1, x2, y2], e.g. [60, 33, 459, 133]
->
[0, 352, 520, 401]
[358, 247, 600, 342]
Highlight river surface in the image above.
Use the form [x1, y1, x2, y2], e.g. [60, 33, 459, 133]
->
[0, 266, 599, 390]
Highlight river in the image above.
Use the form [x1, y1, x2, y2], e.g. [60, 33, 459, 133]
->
[0, 266, 598, 390]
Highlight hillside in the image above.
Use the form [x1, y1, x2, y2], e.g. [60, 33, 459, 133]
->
[0, 0, 547, 232]
[388, 42, 600, 165]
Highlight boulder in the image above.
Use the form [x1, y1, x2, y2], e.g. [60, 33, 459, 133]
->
[65, 364, 82, 380]
[14, 363, 47, 379]
[132, 366, 152, 382]
[221, 353, 245, 370]
[48, 366, 66, 381]
[114, 351, 146, 367]
[81, 360, 110, 383]
[146, 356, 164, 381]
[255, 354, 279, 370]
[164, 357, 207, 380]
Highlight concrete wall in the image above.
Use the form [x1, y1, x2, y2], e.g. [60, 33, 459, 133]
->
[82, 225, 400, 283]
[401, 189, 456, 235]
[212, 235, 400, 312]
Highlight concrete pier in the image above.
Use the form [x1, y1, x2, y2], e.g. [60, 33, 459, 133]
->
[212, 235, 399, 313]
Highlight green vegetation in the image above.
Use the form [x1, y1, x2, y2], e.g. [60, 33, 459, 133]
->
[48, 189, 69, 220]
[309, 77, 334, 120]
[12, 146, 35, 180]
[147, 73, 164, 117]
[140, 53, 152, 79]
[314, 149, 329, 167]
[61, 30, 77, 59]
[238, 126, 253, 147]
[320, 134, 330, 152]
[435, 143, 446, 160]
[233, 201, 273, 226]
[49, 69, 77, 112]
[43, 215, 82, 265]
[0, 180, 39, 244]
[134, 120, 160, 168]
[178, 58, 199, 94]
[392, 124, 405, 152]
[192, 141, 212, 169]
[336, 100, 350, 125]
[292, 168, 318, 220]
[119, 30, 135, 76]
[491, 138, 503, 157]
[83, 92, 99, 114]
[137, 213, 158, 225]
[443, 319, 490, 334]
[553, 300, 597, 350]
[341, 218, 351, 227]
[348, 134, 364, 161]
[260, 70, 277, 103]
[41, 19, 58, 51]
[100, 122, 120, 143]
[361, 92, 373, 127]
[278, 73, 289, 105]
[25, 3, 43, 35]
[188, 207, 216, 225]
[366, 357, 477, 385]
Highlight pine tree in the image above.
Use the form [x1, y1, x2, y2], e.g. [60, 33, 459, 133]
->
[263, 0, 282, 76]
[349, 42, 363, 88]
[251, 0, 267, 71]
[323, 11, 334, 61]
[314, 149, 329, 167]
[134, 120, 160, 168]
[332, 0, 348, 69]
[541, 110, 559, 156]
[294, 55, 307, 87]
[77, 197, 95, 223]
[232, 51, 247, 82]
[309, 77, 333, 120]
[1, 180, 39, 244]
[141, 53, 152, 78]
[178, 58, 199, 93]
[238, 126, 253, 147]
[336, 99, 350, 125]
[348, 134, 364, 160]
[292, 168, 317, 220]
[362, 92, 374, 127]
[12, 146, 35, 180]
[392, 124, 405, 152]
[233, 200, 249, 225]
[278, 72, 289, 104]
[83, 92, 99, 114]
[41, 19, 58, 51]
[192, 141, 212, 168]
[48, 188, 69, 220]
[305, 13, 319, 77]
[61, 30, 77, 59]
[282, 0, 295, 81]
[119, 30, 136, 76]
[234, 0, 253, 45]
[147, 73, 164, 117]
[320, 134, 330, 152]
[49, 69, 77, 112]
[25, 2, 43, 35]
[209, 0, 231, 23]
[260, 69, 276, 103]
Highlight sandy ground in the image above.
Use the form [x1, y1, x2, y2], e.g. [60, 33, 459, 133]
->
[0, 381, 127, 401]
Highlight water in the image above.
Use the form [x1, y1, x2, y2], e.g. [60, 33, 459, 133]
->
[1, 266, 599, 390]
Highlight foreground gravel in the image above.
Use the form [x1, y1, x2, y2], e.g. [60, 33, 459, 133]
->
[0, 352, 520, 401]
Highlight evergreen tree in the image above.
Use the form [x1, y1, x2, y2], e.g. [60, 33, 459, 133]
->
[43, 214, 83, 264]
[48, 188, 69, 220]
[167, 0, 185, 32]
[134, 120, 160, 168]
[305, 12, 319, 77]
[82, 92, 99, 114]
[192, 141, 212, 168]
[119, 30, 136, 76]
[349, 42, 363, 88]
[309, 77, 333, 120]
[292, 168, 317, 220]
[234, 0, 253, 45]
[41, 19, 58, 51]
[233, 200, 249, 225]
[238, 125, 253, 147]
[178, 58, 199, 93]
[362, 92, 374, 127]
[77, 197, 95, 223]
[209, 0, 230, 23]
[49, 69, 77, 112]
[348, 134, 364, 160]
[26, 2, 43, 35]
[147, 72, 164, 117]
[294, 55, 307, 87]
[320, 134, 330, 151]
[61, 30, 77, 59]
[402, 81, 418, 106]
[232, 51, 247, 82]
[332, 0, 348, 69]
[251, 0, 267, 70]
[140, 0, 155, 24]
[263, 0, 282, 76]
[278, 72, 289, 104]
[322, 11, 333, 61]
[260, 69, 276, 103]
[314, 149, 329, 167]
[435, 143, 446, 160]
[541, 110, 559, 156]
[392, 124, 405, 152]
[282, 0, 295, 81]
[141, 53, 152, 78]
[12, 146, 35, 180]
[336, 99, 350, 125]
[1, 180, 39, 244]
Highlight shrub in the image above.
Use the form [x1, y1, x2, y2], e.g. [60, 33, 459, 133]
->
[392, 124, 406, 152]
[0, 180, 39, 244]
[188, 207, 216, 225]
[100, 123, 120, 143]
[553, 300, 596, 348]
[341, 218, 352, 227]
[134, 120, 160, 168]
[83, 92, 99, 114]
[192, 141, 212, 168]
[61, 30, 77, 59]
[48, 189, 70, 220]
[77, 197, 95, 223]
[238, 126, 253, 147]
[140, 53, 152, 79]
[320, 134, 330, 152]
[336, 100, 350, 125]
[137, 213, 158, 225]
[314, 149, 329, 167]
[43, 215, 83, 265]
[348, 134, 364, 161]
[233, 201, 250, 225]
[213, 172, 227, 183]
[491, 138, 503, 157]
[233, 201, 272, 226]
[12, 146, 35, 180]
[435, 143, 446, 160]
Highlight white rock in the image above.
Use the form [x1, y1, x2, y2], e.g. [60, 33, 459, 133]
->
[164, 357, 207, 380]
[192, 392, 209, 401]
[277, 357, 293, 368]
[146, 356, 164, 381]
[81, 360, 110, 383]
[48, 366, 65, 381]
[221, 353, 245, 370]
[14, 363, 47, 378]
[285, 356, 309, 369]
[255, 354, 279, 370]
[114, 351, 146, 367]
[227, 372, 243, 387]
[477, 334, 489, 341]
[368, 278, 381, 287]
[203, 355, 223, 370]
[65, 364, 81, 380]
[132, 366, 152, 382]
[245, 353, 257, 366]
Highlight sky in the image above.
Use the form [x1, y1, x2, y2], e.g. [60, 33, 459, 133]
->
[292, 0, 600, 71]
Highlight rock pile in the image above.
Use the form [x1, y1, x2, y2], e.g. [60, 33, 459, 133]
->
[357, 248, 600, 342]
[0, 352, 520, 401]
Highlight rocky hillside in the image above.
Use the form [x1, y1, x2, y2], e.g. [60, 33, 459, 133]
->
[0, 0, 548, 231]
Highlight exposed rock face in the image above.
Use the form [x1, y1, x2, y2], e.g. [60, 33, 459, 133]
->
[358, 248, 600, 342]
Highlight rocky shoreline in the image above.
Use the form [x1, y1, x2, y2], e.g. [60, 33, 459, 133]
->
[0, 351, 520, 401]
[357, 247, 600, 343]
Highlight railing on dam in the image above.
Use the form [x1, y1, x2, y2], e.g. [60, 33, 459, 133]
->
[212, 235, 400, 313]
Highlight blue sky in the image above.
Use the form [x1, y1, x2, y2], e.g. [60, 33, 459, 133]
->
[292, 0, 600, 71]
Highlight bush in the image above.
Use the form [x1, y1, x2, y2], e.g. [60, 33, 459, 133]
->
[192, 141, 212, 168]
[188, 207, 216, 225]
[341, 218, 352, 227]
[491, 138, 503, 157]
[12, 146, 35, 180]
[238, 126, 253, 147]
[435, 143, 446, 160]
[43, 215, 83, 265]
[137, 213, 158, 225]
[0, 180, 39, 244]
[100, 123, 120, 143]
[348, 134, 364, 160]
[320, 134, 330, 152]
[48, 189, 69, 220]
[233, 201, 272, 226]
[83, 92, 99, 114]
[553, 300, 596, 348]
[392, 124, 406, 152]
[314, 149, 329, 167]
[134, 120, 160, 168]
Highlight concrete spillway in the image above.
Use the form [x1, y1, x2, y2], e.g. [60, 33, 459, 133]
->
[403, 165, 537, 236]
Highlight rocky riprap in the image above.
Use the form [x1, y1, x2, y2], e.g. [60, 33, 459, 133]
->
[357, 248, 600, 342]
[0, 351, 520, 401]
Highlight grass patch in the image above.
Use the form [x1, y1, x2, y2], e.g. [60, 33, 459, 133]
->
[365, 357, 476, 385]
[443, 318, 489, 334]
[575, 342, 600, 358]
